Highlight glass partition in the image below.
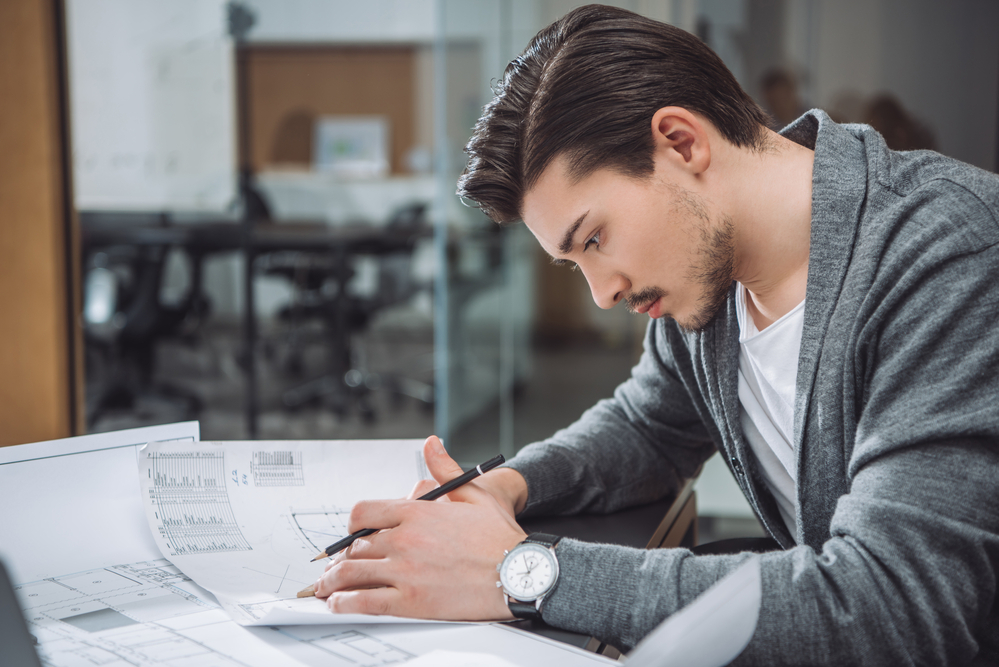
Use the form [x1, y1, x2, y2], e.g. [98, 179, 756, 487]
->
[69, 1, 997, 526]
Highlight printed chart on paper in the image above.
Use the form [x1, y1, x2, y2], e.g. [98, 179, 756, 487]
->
[146, 451, 252, 554]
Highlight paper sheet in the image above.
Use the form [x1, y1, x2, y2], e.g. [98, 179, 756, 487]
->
[19, 558, 305, 667]
[0, 423, 313, 667]
[0, 421, 200, 584]
[625, 557, 761, 667]
[137, 439, 434, 625]
[247, 622, 616, 667]
[403, 650, 520, 667]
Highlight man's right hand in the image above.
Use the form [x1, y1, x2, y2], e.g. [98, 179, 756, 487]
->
[314, 435, 527, 621]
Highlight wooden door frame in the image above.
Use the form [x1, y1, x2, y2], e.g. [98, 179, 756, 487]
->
[0, 0, 82, 445]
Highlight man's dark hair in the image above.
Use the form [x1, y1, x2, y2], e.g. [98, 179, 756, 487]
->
[457, 4, 771, 223]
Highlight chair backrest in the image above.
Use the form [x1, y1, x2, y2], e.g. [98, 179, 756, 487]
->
[646, 468, 702, 550]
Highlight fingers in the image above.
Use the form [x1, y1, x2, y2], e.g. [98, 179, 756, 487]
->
[326, 586, 400, 616]
[423, 436, 465, 485]
[314, 557, 391, 599]
[342, 532, 389, 560]
[322, 531, 392, 577]
[347, 499, 409, 534]
[314, 479, 529, 622]
[422, 435, 488, 503]
[407, 478, 440, 500]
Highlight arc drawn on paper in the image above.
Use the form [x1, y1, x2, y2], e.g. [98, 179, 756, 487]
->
[289, 509, 352, 553]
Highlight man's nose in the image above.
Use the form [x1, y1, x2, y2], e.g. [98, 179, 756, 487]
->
[582, 267, 629, 310]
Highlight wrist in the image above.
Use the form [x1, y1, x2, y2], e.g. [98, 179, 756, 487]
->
[489, 467, 529, 516]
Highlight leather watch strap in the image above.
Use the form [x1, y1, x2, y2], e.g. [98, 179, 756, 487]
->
[523, 532, 561, 549]
[508, 600, 541, 621]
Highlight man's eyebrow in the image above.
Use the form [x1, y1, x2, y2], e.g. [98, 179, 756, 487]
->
[557, 212, 589, 255]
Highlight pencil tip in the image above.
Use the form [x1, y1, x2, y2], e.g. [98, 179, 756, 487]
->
[311, 552, 327, 562]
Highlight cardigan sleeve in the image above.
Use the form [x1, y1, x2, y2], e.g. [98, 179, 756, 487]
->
[505, 319, 716, 518]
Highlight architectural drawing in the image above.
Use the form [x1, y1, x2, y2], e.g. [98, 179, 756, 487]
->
[274, 627, 415, 666]
[16, 559, 298, 667]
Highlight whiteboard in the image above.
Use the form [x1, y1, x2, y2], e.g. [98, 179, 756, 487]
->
[66, 0, 237, 212]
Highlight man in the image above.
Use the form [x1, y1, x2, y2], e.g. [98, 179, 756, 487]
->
[314, 6, 999, 664]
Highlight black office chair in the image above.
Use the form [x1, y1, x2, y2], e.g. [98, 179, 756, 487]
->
[82, 214, 207, 427]
[260, 202, 432, 421]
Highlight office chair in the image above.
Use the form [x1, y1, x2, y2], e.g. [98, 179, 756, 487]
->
[646, 474, 699, 549]
[261, 202, 432, 421]
[82, 215, 206, 427]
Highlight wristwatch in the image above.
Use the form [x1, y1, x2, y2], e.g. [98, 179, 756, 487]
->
[496, 533, 562, 621]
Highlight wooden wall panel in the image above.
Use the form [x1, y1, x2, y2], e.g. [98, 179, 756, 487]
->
[242, 45, 416, 174]
[0, 0, 77, 445]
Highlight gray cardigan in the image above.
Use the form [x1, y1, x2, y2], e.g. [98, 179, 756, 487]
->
[506, 110, 999, 665]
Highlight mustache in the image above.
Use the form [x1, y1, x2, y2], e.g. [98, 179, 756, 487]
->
[625, 286, 667, 313]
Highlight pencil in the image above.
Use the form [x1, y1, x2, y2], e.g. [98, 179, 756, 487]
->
[297, 454, 505, 598]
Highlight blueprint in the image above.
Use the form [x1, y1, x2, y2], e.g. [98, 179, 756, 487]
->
[137, 439, 433, 625]
[13, 554, 613, 667]
[18, 558, 302, 667]
[0, 423, 306, 667]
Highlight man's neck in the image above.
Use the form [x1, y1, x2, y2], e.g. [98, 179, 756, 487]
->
[722, 130, 814, 330]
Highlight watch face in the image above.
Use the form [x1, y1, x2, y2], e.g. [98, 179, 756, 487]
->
[499, 543, 558, 602]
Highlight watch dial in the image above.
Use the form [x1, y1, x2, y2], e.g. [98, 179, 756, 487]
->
[500, 544, 556, 601]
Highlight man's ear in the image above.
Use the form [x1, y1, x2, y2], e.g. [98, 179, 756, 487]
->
[651, 107, 711, 176]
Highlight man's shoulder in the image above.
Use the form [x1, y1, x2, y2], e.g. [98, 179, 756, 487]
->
[873, 145, 999, 215]
[807, 111, 999, 240]
[856, 141, 999, 253]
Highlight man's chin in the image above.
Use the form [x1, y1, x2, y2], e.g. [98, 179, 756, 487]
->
[673, 303, 725, 334]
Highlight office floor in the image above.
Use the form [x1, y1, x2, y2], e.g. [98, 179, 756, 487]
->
[87, 320, 763, 544]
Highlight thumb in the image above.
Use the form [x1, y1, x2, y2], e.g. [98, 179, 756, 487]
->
[422, 435, 484, 503]
[407, 478, 444, 501]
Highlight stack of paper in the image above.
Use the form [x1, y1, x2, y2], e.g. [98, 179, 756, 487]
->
[0, 425, 760, 667]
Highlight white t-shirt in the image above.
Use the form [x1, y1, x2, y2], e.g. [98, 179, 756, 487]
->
[735, 284, 805, 538]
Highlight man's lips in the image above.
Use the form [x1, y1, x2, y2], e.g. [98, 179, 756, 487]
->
[633, 296, 663, 317]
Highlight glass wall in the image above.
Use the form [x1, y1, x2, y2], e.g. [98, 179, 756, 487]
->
[69, 0, 997, 519]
